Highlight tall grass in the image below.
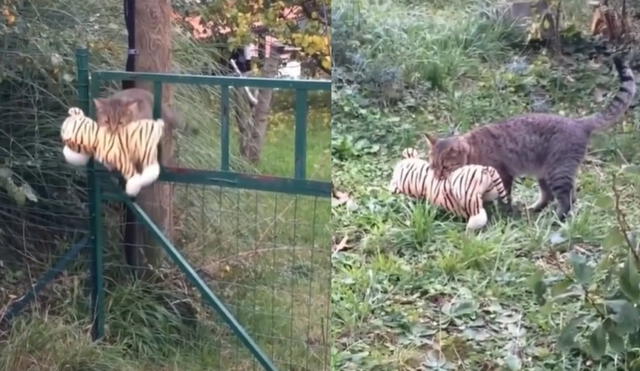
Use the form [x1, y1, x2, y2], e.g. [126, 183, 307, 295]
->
[0, 316, 134, 371]
[333, 0, 523, 100]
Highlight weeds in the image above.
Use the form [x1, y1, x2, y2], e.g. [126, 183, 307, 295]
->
[333, 0, 523, 104]
[0, 316, 134, 371]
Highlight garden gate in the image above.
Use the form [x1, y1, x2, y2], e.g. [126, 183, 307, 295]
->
[3, 48, 331, 371]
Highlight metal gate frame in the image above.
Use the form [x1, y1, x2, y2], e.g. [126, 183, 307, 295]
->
[2, 48, 331, 371]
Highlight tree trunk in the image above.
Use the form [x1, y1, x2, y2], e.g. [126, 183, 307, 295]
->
[236, 45, 282, 163]
[128, 0, 175, 269]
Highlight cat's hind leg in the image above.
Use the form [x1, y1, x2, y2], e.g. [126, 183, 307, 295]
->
[528, 178, 554, 212]
[548, 165, 578, 221]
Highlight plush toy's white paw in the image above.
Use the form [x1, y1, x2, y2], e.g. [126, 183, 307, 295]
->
[388, 181, 399, 194]
[125, 164, 160, 197]
[138, 163, 161, 188]
[466, 209, 488, 230]
[63, 146, 90, 166]
[125, 174, 144, 197]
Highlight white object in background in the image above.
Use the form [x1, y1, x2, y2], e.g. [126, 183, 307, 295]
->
[244, 43, 257, 60]
[279, 61, 301, 79]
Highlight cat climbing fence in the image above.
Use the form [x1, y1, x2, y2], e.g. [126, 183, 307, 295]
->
[1, 48, 331, 370]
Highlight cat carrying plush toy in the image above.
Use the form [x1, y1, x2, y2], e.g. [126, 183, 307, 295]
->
[60, 107, 164, 196]
[389, 147, 508, 230]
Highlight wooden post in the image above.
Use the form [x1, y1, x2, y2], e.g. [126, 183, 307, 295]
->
[131, 0, 175, 268]
[236, 43, 283, 163]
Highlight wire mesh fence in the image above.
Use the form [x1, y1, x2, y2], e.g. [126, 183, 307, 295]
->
[100, 186, 331, 370]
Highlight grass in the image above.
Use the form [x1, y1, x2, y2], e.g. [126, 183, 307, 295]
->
[0, 316, 135, 371]
[260, 108, 331, 180]
[332, 0, 640, 369]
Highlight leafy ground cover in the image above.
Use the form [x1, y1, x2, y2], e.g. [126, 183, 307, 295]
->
[332, 1, 640, 369]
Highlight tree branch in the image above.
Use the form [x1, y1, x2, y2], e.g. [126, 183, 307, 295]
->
[611, 171, 640, 263]
[297, 0, 331, 26]
[229, 59, 259, 105]
[548, 254, 606, 318]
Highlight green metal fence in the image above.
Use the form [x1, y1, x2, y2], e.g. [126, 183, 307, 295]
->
[3, 48, 331, 370]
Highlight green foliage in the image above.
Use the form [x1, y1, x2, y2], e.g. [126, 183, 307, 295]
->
[0, 316, 135, 371]
[181, 0, 331, 74]
[531, 171, 640, 365]
[105, 282, 196, 358]
[333, 0, 524, 105]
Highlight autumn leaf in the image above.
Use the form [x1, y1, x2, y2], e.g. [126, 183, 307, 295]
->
[321, 56, 331, 70]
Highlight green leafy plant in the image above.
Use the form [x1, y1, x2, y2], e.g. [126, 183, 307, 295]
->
[531, 169, 640, 366]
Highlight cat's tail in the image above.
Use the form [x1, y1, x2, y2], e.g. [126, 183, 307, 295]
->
[580, 56, 636, 132]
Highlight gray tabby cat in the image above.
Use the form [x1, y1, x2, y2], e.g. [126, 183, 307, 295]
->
[425, 56, 636, 220]
[94, 88, 179, 133]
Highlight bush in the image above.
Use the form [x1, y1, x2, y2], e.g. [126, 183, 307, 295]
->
[531, 168, 640, 367]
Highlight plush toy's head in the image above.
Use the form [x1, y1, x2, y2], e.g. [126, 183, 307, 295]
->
[61, 107, 97, 166]
[61, 107, 96, 142]
[401, 147, 421, 159]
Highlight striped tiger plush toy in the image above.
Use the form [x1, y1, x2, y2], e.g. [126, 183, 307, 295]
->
[61, 107, 164, 197]
[389, 147, 508, 230]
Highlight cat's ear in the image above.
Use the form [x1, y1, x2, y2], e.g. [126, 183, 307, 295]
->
[125, 100, 139, 113]
[93, 98, 106, 112]
[423, 133, 437, 149]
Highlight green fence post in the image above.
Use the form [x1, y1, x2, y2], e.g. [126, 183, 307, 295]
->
[76, 48, 90, 112]
[89, 168, 105, 341]
[294, 89, 308, 179]
[78, 49, 106, 340]
[153, 81, 163, 119]
[220, 85, 230, 171]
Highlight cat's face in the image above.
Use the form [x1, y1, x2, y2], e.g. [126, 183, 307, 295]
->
[425, 134, 469, 179]
[94, 98, 139, 130]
